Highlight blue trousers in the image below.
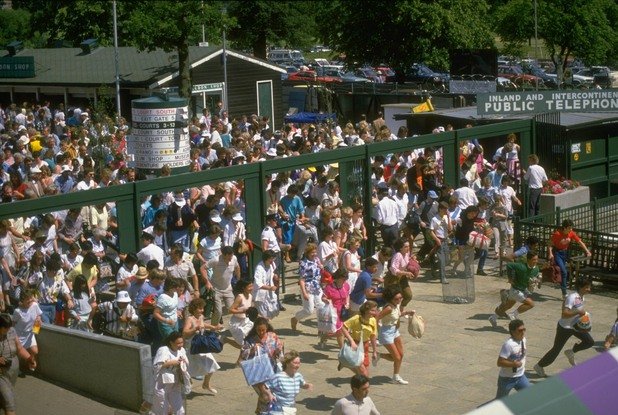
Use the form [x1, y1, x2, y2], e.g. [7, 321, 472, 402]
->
[553, 249, 569, 295]
[496, 374, 530, 398]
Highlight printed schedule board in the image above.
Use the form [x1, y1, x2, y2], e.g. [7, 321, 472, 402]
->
[477, 90, 618, 115]
[128, 96, 190, 170]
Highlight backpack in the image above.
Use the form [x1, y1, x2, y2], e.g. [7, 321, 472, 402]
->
[419, 200, 434, 224]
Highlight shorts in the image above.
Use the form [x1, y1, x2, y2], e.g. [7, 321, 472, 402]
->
[378, 324, 400, 345]
[507, 287, 530, 303]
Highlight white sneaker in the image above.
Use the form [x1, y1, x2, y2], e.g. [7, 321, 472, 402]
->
[564, 349, 576, 366]
[533, 364, 546, 377]
[488, 314, 498, 328]
[392, 374, 409, 385]
[507, 311, 517, 321]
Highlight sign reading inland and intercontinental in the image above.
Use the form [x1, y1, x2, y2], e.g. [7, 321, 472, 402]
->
[477, 90, 618, 115]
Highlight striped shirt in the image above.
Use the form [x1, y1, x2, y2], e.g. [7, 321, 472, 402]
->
[267, 371, 305, 408]
[97, 301, 138, 337]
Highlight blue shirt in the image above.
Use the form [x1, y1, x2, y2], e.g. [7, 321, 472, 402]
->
[135, 280, 163, 307]
[349, 270, 373, 304]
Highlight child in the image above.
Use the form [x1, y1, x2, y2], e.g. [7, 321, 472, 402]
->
[12, 289, 42, 371]
[604, 307, 618, 350]
[69, 274, 95, 331]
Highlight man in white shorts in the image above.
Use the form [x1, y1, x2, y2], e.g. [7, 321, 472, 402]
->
[489, 252, 539, 328]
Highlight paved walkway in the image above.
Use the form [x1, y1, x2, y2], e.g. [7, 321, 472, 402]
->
[16, 258, 618, 415]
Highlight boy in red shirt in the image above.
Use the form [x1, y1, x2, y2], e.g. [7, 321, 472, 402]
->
[548, 219, 591, 297]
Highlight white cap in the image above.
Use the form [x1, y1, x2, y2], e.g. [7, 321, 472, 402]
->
[30, 166, 42, 174]
[209, 210, 222, 223]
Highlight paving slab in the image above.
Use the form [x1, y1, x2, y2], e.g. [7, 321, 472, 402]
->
[16, 259, 618, 414]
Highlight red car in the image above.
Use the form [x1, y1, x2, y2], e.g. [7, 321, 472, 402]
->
[287, 70, 341, 83]
[498, 65, 543, 86]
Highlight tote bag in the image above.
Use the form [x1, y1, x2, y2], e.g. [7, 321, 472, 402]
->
[317, 303, 337, 333]
[240, 348, 275, 386]
[338, 333, 364, 368]
[190, 331, 224, 354]
[408, 314, 425, 339]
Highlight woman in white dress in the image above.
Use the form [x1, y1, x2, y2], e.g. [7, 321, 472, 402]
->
[182, 298, 221, 394]
[152, 331, 191, 415]
[227, 280, 255, 348]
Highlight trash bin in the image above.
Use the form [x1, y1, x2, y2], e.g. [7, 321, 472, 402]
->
[442, 245, 475, 304]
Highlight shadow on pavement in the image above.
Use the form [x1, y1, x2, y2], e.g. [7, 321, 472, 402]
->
[325, 376, 351, 388]
[465, 326, 509, 334]
[299, 350, 330, 364]
[298, 394, 339, 411]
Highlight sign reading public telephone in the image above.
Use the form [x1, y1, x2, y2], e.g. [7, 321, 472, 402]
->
[477, 90, 618, 115]
[128, 95, 190, 170]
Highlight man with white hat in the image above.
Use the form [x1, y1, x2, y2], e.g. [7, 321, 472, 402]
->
[95, 290, 138, 338]
[27, 165, 45, 198]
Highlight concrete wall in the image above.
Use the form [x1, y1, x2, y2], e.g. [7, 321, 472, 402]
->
[36, 324, 153, 412]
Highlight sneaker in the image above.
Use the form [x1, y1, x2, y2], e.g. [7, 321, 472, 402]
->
[507, 312, 516, 321]
[533, 364, 546, 377]
[488, 314, 498, 328]
[392, 374, 409, 385]
[477, 270, 488, 276]
[564, 349, 576, 366]
[372, 353, 380, 367]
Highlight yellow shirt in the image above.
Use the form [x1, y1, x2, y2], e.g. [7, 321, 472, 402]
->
[67, 262, 99, 285]
[344, 315, 377, 342]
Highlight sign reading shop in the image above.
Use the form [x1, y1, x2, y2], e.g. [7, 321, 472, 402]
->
[477, 90, 618, 115]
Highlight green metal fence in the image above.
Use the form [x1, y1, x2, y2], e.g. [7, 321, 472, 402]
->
[0, 119, 534, 260]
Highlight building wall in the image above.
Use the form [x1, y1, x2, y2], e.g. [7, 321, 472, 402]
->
[192, 55, 283, 128]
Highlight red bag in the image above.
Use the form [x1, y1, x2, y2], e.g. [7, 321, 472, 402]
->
[407, 258, 420, 276]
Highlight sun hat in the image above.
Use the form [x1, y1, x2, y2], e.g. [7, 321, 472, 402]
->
[116, 291, 131, 303]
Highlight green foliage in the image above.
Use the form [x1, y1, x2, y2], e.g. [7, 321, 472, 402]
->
[226, 1, 318, 59]
[0, 8, 31, 47]
[318, 0, 494, 71]
[494, 0, 618, 67]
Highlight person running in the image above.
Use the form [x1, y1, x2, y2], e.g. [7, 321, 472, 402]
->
[489, 252, 539, 328]
[534, 277, 595, 377]
[291, 243, 324, 334]
[496, 319, 530, 398]
[548, 219, 592, 297]
[332, 374, 381, 415]
[376, 287, 415, 385]
[340, 301, 379, 377]
[263, 350, 313, 414]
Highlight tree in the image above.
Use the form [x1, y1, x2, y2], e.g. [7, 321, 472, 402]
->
[494, 0, 618, 70]
[318, 0, 494, 70]
[0, 8, 31, 47]
[122, 1, 227, 98]
[226, 1, 318, 60]
[12, 0, 116, 47]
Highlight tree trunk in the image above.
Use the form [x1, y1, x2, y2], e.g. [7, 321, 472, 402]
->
[253, 31, 267, 60]
[178, 31, 192, 98]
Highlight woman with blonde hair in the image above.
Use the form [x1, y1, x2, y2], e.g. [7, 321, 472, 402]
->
[264, 350, 313, 414]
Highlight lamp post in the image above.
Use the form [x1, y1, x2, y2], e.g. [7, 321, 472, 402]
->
[222, 6, 228, 111]
[113, 0, 121, 121]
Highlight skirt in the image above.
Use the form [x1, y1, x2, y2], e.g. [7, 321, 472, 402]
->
[229, 316, 254, 346]
[378, 324, 400, 345]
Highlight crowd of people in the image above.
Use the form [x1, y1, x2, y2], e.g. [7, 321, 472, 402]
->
[0, 100, 614, 414]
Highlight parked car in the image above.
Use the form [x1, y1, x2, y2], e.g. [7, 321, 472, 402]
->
[573, 67, 614, 88]
[497, 65, 543, 86]
[340, 71, 373, 83]
[355, 67, 384, 83]
[374, 65, 397, 83]
[404, 63, 450, 87]
[521, 64, 557, 88]
[279, 65, 298, 81]
[287, 69, 341, 83]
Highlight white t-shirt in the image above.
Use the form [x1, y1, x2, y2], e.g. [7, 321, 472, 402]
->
[523, 165, 548, 189]
[559, 292, 585, 329]
[497, 186, 517, 214]
[498, 337, 526, 378]
[454, 186, 478, 209]
[430, 215, 448, 239]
